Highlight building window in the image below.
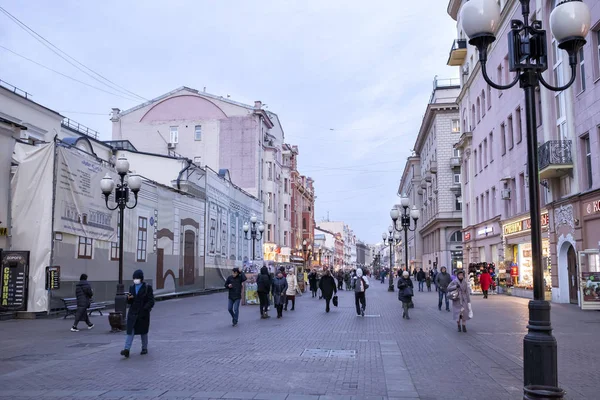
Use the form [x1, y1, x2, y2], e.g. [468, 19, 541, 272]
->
[170, 126, 178, 143]
[476, 97, 481, 123]
[453, 148, 462, 157]
[267, 192, 272, 211]
[491, 187, 496, 217]
[302, 218, 307, 230]
[452, 119, 460, 133]
[478, 144, 483, 172]
[455, 195, 462, 212]
[267, 224, 272, 242]
[497, 63, 503, 92]
[78, 237, 93, 259]
[485, 190, 490, 220]
[515, 107, 523, 144]
[194, 125, 202, 141]
[473, 149, 478, 173]
[501, 123, 507, 155]
[483, 139, 488, 167]
[507, 114, 514, 150]
[453, 168, 461, 184]
[476, 196, 480, 223]
[481, 90, 486, 117]
[578, 48, 586, 92]
[284, 204, 288, 220]
[284, 231, 288, 247]
[110, 212, 120, 261]
[284, 178, 289, 193]
[450, 231, 463, 242]
[583, 134, 593, 189]
[489, 132, 494, 162]
[487, 85, 492, 109]
[137, 217, 148, 262]
[267, 162, 273, 180]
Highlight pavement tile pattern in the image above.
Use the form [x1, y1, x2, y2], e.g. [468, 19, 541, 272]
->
[0, 279, 598, 399]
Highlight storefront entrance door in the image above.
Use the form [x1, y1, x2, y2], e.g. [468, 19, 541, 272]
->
[567, 246, 578, 304]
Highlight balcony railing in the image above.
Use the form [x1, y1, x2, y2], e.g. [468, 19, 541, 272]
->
[447, 39, 467, 66]
[538, 140, 573, 179]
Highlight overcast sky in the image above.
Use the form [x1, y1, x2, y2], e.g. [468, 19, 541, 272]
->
[0, 0, 458, 244]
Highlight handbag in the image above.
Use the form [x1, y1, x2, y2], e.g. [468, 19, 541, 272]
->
[332, 295, 338, 307]
[468, 303, 473, 318]
[448, 289, 459, 301]
[403, 286, 414, 297]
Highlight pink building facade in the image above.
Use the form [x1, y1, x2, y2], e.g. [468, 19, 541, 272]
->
[448, 0, 600, 306]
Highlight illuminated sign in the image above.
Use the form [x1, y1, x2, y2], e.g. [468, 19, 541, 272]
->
[464, 232, 471, 241]
[477, 226, 493, 236]
[584, 199, 600, 215]
[503, 213, 549, 236]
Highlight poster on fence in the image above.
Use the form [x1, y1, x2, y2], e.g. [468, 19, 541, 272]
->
[54, 147, 117, 241]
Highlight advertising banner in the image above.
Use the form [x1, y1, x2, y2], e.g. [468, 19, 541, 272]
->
[0, 251, 29, 312]
[54, 147, 117, 241]
[582, 272, 600, 303]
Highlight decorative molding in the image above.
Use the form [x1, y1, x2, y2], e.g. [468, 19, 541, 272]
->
[554, 204, 575, 234]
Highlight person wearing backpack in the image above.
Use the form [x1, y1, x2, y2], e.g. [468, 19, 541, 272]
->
[397, 271, 414, 319]
[354, 268, 369, 317]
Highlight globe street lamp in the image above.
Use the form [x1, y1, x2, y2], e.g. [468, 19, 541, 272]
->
[391, 197, 420, 274]
[243, 214, 264, 265]
[100, 155, 142, 332]
[382, 227, 401, 292]
[461, 0, 590, 396]
[302, 240, 313, 271]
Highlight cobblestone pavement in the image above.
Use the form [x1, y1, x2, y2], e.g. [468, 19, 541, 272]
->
[0, 280, 599, 400]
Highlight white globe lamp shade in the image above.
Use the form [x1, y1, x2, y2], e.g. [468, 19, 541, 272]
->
[382, 233, 387, 241]
[400, 195, 410, 208]
[550, 0, 591, 47]
[388, 225, 393, 234]
[303, 239, 307, 246]
[460, 0, 501, 38]
[390, 208, 400, 220]
[410, 206, 421, 220]
[258, 223, 265, 232]
[250, 215, 258, 224]
[128, 174, 142, 192]
[243, 223, 249, 232]
[100, 174, 115, 195]
[115, 155, 130, 175]
[394, 232, 401, 240]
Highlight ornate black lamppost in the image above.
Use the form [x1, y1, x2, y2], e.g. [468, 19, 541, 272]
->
[243, 215, 264, 265]
[390, 197, 420, 274]
[100, 155, 142, 332]
[302, 239, 313, 271]
[382, 227, 401, 292]
[460, 0, 590, 396]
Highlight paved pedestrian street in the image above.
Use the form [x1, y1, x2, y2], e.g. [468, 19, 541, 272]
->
[0, 282, 598, 400]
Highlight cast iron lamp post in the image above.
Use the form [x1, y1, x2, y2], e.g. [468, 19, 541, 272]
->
[382, 227, 401, 292]
[100, 155, 142, 332]
[390, 197, 420, 273]
[302, 240, 313, 270]
[461, 0, 590, 397]
[243, 215, 264, 265]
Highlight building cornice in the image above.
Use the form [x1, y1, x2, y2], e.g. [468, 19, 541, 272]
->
[447, 0, 461, 21]
[414, 102, 459, 152]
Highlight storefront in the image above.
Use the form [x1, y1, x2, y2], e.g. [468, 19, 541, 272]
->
[502, 212, 552, 298]
[576, 194, 600, 309]
[462, 218, 502, 269]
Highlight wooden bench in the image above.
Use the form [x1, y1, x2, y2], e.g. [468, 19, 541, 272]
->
[61, 298, 106, 319]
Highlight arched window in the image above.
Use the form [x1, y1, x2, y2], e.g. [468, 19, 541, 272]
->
[449, 231, 463, 242]
[481, 90, 486, 117]
[476, 97, 481, 123]
[462, 108, 467, 132]
[471, 105, 476, 130]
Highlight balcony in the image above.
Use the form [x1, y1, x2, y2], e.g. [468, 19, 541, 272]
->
[424, 172, 432, 182]
[447, 39, 467, 66]
[429, 161, 438, 174]
[538, 140, 573, 179]
[450, 156, 461, 168]
[420, 180, 427, 189]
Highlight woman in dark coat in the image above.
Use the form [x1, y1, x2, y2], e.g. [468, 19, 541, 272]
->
[120, 269, 155, 358]
[319, 270, 337, 313]
[308, 269, 318, 297]
[272, 271, 288, 318]
[397, 271, 414, 320]
[257, 266, 272, 319]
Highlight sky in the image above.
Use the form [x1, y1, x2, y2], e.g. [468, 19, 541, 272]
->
[0, 0, 458, 244]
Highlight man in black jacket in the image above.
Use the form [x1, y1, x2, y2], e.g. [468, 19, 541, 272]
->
[71, 274, 94, 332]
[225, 268, 247, 326]
[257, 266, 272, 319]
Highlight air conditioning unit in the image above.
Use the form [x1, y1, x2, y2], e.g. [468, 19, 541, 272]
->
[501, 189, 511, 200]
[168, 142, 176, 149]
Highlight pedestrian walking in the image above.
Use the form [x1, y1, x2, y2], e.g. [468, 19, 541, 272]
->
[70, 274, 94, 332]
[344, 271, 351, 291]
[257, 266, 272, 319]
[336, 270, 344, 291]
[425, 275, 432, 292]
[319, 270, 337, 313]
[308, 269, 318, 297]
[272, 270, 288, 318]
[416, 268, 426, 292]
[435, 266, 452, 312]
[397, 271, 414, 319]
[120, 269, 155, 358]
[447, 270, 472, 332]
[354, 268, 369, 317]
[431, 267, 439, 292]
[285, 269, 298, 311]
[224, 267, 247, 326]
[479, 268, 493, 299]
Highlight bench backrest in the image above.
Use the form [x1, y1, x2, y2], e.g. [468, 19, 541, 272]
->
[62, 298, 77, 307]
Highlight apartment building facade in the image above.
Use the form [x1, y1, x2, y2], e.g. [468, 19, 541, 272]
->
[447, 0, 600, 306]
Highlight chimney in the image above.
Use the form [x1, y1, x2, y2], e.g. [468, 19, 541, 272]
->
[254, 101, 262, 109]
[110, 108, 120, 122]
[203, 87, 206, 92]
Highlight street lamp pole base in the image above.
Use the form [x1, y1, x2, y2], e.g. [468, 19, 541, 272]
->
[523, 300, 562, 398]
[109, 283, 127, 331]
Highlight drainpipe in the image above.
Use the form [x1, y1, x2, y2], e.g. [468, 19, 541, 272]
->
[176, 159, 193, 191]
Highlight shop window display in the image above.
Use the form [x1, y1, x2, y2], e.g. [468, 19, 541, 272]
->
[468, 262, 497, 295]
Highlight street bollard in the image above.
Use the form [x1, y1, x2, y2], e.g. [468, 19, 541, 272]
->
[523, 385, 564, 400]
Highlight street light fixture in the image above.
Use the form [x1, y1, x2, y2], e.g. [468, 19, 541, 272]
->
[100, 155, 142, 332]
[391, 197, 420, 274]
[243, 214, 264, 264]
[382, 227, 401, 292]
[461, 0, 590, 396]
